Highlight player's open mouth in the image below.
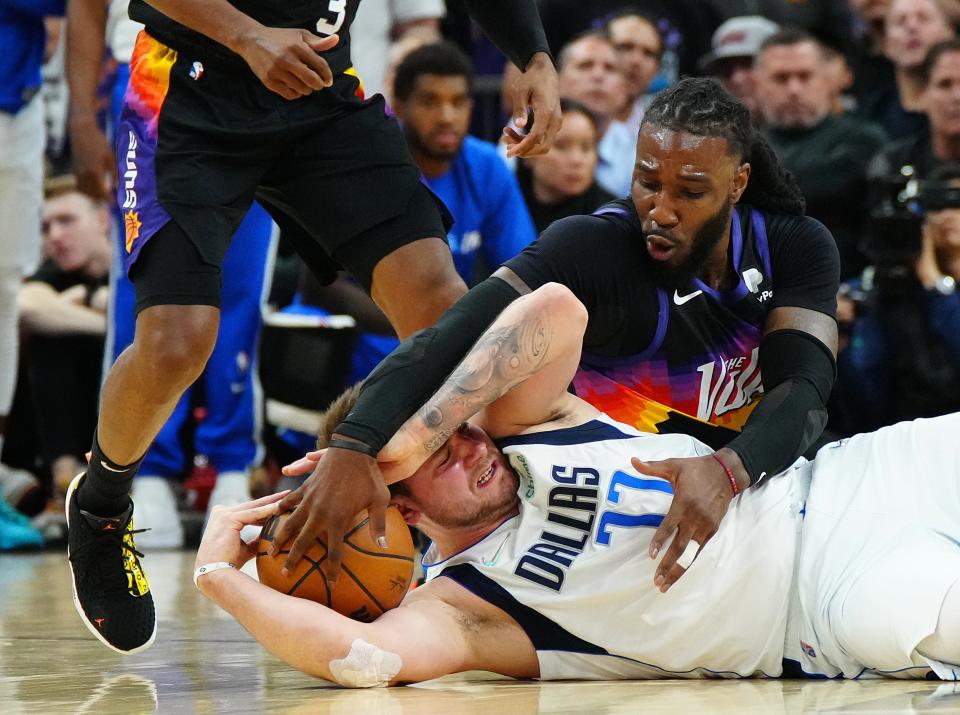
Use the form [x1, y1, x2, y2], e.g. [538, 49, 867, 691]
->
[477, 463, 496, 488]
[646, 235, 676, 261]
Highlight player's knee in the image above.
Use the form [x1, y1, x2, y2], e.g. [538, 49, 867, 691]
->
[134, 305, 218, 383]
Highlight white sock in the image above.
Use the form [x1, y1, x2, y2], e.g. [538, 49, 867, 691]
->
[0, 267, 21, 416]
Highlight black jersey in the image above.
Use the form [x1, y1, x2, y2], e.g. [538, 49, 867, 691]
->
[129, 0, 361, 74]
[504, 199, 839, 447]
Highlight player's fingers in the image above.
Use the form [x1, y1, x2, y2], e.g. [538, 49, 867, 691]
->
[303, 31, 339, 53]
[654, 530, 691, 591]
[283, 57, 326, 92]
[293, 45, 333, 88]
[281, 452, 321, 476]
[325, 537, 344, 585]
[281, 525, 315, 575]
[266, 76, 302, 101]
[659, 534, 707, 592]
[368, 500, 389, 549]
[632, 458, 676, 483]
[502, 126, 524, 146]
[270, 504, 306, 556]
[276, 486, 304, 514]
[230, 490, 291, 514]
[648, 511, 678, 559]
[509, 82, 532, 128]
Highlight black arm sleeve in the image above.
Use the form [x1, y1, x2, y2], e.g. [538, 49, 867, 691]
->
[335, 276, 521, 450]
[460, 0, 552, 70]
[724, 329, 837, 484]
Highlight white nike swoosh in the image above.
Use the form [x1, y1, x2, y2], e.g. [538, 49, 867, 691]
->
[100, 460, 127, 473]
[673, 289, 703, 306]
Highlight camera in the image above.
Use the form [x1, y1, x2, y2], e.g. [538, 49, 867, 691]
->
[866, 166, 960, 275]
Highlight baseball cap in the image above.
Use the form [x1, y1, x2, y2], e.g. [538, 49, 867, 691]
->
[699, 16, 780, 73]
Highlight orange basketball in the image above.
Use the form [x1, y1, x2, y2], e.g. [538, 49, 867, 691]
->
[256, 507, 415, 622]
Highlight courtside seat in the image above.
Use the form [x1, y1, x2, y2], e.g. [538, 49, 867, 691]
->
[258, 310, 358, 436]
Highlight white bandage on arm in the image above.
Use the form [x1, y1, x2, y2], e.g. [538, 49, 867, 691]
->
[329, 638, 402, 688]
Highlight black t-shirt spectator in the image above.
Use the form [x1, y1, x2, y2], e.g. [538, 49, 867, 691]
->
[764, 113, 887, 280]
[515, 161, 616, 234]
[28, 259, 108, 304]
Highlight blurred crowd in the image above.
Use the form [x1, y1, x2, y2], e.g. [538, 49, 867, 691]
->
[2, 0, 960, 550]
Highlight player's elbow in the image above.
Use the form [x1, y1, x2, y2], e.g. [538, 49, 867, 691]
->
[291, 626, 405, 688]
[538, 282, 588, 337]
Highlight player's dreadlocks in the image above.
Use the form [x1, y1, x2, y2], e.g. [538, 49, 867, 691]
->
[642, 77, 806, 216]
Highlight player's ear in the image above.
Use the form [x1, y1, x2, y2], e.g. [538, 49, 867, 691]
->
[731, 161, 750, 203]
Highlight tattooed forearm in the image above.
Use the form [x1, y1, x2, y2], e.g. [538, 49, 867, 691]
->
[414, 309, 551, 452]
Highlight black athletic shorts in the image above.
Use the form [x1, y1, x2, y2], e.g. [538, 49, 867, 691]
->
[116, 31, 451, 311]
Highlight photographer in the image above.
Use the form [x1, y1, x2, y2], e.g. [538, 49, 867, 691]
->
[833, 163, 960, 434]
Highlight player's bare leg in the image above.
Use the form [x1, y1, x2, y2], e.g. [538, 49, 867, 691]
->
[369, 237, 467, 340]
[96, 304, 220, 464]
[67, 303, 219, 654]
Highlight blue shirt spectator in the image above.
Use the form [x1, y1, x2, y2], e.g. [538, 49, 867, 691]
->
[1, 0, 65, 113]
[425, 134, 536, 282]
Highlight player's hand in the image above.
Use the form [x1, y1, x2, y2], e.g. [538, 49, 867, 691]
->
[281, 448, 326, 477]
[69, 115, 117, 201]
[196, 490, 290, 569]
[503, 52, 562, 158]
[273, 443, 391, 583]
[236, 27, 339, 100]
[633, 450, 748, 593]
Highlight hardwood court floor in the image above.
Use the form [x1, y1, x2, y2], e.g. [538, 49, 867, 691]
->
[1, 551, 956, 714]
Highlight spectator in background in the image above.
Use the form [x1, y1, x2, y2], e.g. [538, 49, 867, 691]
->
[698, 16, 780, 124]
[0, 0, 64, 542]
[536, 0, 711, 81]
[756, 29, 887, 279]
[605, 11, 664, 137]
[822, 44, 856, 115]
[558, 30, 634, 197]
[18, 177, 110, 509]
[701, 0, 854, 53]
[869, 39, 960, 183]
[350, 0, 442, 101]
[881, 0, 954, 139]
[393, 42, 536, 281]
[848, 0, 899, 130]
[516, 99, 615, 234]
[833, 161, 960, 434]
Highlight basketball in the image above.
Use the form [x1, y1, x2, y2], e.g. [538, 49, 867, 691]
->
[256, 507, 415, 622]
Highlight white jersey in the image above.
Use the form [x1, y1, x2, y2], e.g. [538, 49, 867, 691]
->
[423, 414, 806, 680]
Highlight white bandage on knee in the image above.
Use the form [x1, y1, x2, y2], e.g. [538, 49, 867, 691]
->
[0, 268, 21, 415]
[329, 638, 402, 688]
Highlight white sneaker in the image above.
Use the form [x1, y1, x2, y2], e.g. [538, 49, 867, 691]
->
[206, 471, 252, 514]
[131, 476, 184, 549]
[0, 462, 42, 511]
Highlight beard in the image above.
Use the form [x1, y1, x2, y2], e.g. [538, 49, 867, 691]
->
[404, 124, 461, 163]
[651, 199, 733, 286]
[423, 469, 520, 531]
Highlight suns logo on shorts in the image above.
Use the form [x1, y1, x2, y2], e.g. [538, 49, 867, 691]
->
[124, 210, 142, 253]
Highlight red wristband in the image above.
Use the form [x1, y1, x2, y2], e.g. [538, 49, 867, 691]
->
[712, 453, 739, 496]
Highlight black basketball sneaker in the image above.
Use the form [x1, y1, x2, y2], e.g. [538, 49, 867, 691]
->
[66, 473, 156, 653]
